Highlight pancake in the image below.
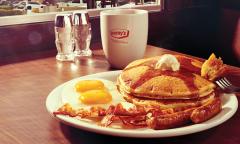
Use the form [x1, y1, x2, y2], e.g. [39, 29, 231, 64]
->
[117, 79, 216, 110]
[121, 91, 215, 110]
[117, 55, 216, 100]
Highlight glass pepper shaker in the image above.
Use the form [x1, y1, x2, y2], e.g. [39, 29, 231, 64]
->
[72, 11, 92, 57]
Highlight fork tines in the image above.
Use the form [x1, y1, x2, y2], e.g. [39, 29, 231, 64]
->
[216, 77, 232, 90]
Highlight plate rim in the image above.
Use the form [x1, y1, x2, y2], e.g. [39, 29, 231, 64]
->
[46, 70, 239, 138]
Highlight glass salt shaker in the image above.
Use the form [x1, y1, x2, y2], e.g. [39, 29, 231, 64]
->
[55, 14, 74, 61]
[72, 11, 92, 57]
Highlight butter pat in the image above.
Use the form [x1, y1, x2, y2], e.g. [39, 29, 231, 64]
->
[155, 54, 180, 71]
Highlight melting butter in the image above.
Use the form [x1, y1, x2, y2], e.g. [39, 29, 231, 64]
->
[155, 54, 180, 71]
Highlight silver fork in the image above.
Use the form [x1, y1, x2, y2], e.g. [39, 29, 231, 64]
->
[215, 77, 240, 93]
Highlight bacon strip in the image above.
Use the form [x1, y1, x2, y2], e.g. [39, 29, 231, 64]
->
[100, 115, 116, 127]
[113, 103, 146, 116]
[119, 115, 147, 127]
[53, 103, 104, 118]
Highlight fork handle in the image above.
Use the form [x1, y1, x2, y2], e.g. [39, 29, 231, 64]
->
[226, 87, 240, 93]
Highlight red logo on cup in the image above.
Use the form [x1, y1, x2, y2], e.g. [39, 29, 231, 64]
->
[110, 29, 129, 39]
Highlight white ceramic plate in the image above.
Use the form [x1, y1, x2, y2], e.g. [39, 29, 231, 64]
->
[46, 70, 238, 138]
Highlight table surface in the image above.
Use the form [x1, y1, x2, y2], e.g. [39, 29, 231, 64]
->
[0, 45, 240, 144]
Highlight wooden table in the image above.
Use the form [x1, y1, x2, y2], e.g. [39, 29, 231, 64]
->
[0, 45, 240, 144]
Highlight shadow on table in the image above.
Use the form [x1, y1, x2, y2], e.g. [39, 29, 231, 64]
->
[59, 123, 218, 144]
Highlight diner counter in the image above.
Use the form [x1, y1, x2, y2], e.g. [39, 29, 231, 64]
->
[0, 45, 240, 144]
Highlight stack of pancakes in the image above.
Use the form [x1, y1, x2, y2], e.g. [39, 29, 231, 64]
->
[117, 55, 218, 112]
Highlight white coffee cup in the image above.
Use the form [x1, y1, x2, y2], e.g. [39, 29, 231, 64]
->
[100, 9, 148, 69]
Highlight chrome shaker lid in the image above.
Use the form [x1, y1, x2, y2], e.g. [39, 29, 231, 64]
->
[55, 14, 73, 28]
[72, 11, 90, 26]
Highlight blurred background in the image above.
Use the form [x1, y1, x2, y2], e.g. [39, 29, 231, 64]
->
[0, 0, 239, 67]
